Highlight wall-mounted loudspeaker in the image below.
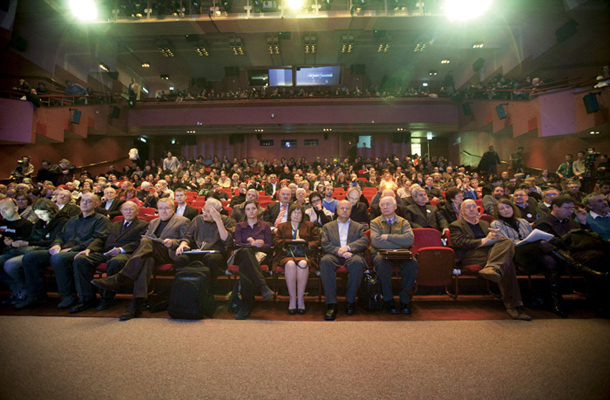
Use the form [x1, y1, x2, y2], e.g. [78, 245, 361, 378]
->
[496, 104, 507, 120]
[111, 106, 120, 118]
[556, 19, 578, 43]
[70, 109, 81, 124]
[463, 103, 473, 116]
[583, 93, 600, 114]
[473, 58, 485, 72]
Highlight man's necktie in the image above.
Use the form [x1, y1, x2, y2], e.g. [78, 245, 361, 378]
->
[274, 205, 286, 227]
[121, 222, 130, 233]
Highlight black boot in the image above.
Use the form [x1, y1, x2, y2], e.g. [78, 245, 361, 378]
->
[119, 298, 144, 321]
[550, 249, 608, 279]
[546, 267, 568, 318]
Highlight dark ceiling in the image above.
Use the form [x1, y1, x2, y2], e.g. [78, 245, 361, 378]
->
[37, 0, 610, 93]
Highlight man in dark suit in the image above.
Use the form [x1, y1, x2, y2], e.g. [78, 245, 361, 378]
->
[449, 199, 530, 321]
[423, 176, 442, 201]
[405, 187, 449, 236]
[55, 189, 81, 218]
[339, 186, 369, 228]
[174, 188, 199, 220]
[71, 201, 149, 313]
[263, 187, 292, 229]
[320, 200, 369, 320]
[264, 174, 279, 197]
[91, 198, 189, 321]
[99, 187, 125, 219]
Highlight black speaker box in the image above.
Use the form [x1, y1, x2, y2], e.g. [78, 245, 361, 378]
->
[111, 106, 120, 118]
[556, 19, 578, 43]
[496, 104, 507, 120]
[583, 93, 600, 114]
[392, 132, 403, 143]
[71, 110, 81, 124]
[463, 103, 473, 116]
[473, 58, 485, 72]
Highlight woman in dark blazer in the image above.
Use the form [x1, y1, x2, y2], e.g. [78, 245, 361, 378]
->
[273, 203, 320, 314]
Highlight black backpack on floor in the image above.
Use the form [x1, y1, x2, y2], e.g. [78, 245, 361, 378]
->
[168, 267, 210, 320]
[358, 270, 384, 312]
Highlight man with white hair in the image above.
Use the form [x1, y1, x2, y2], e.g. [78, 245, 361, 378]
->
[370, 196, 418, 314]
[100, 187, 125, 219]
[91, 198, 189, 321]
[71, 201, 148, 312]
[449, 199, 530, 321]
[55, 189, 80, 217]
[175, 197, 236, 296]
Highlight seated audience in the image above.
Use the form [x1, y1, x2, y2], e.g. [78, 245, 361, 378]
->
[320, 200, 368, 321]
[370, 196, 418, 314]
[449, 199, 530, 320]
[273, 203, 321, 314]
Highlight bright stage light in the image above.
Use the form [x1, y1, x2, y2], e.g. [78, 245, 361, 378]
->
[444, 0, 492, 21]
[69, 0, 98, 21]
[286, 0, 304, 11]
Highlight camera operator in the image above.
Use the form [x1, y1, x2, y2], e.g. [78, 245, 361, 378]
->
[596, 154, 610, 184]
[574, 150, 596, 193]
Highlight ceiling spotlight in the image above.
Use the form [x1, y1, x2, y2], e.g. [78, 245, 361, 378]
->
[429, 70, 438, 76]
[341, 34, 354, 53]
[323, 128, 333, 132]
[99, 63, 110, 72]
[590, 131, 600, 135]
[441, 59, 451, 64]
[472, 42, 484, 49]
[444, 0, 493, 22]
[141, 62, 150, 68]
[161, 74, 170, 80]
[69, 0, 98, 21]
[286, 0, 305, 11]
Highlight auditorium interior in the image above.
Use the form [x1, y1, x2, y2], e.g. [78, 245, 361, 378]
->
[1, 0, 610, 399]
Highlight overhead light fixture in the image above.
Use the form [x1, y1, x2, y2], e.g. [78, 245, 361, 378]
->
[142, 87, 149, 94]
[255, 129, 264, 132]
[397, 128, 405, 131]
[427, 132, 433, 140]
[186, 130, 196, 134]
[267, 35, 280, 55]
[69, 0, 98, 21]
[413, 42, 427, 52]
[99, 63, 110, 72]
[229, 37, 245, 56]
[304, 34, 316, 54]
[169, 86, 175, 90]
[157, 39, 175, 57]
[429, 70, 438, 76]
[441, 59, 451, 64]
[323, 128, 333, 132]
[161, 74, 170, 80]
[444, 0, 493, 21]
[341, 34, 354, 53]
[141, 62, 150, 68]
[590, 131, 600, 135]
[374, 30, 391, 53]
[472, 42, 484, 49]
[422, 82, 429, 87]
[286, 0, 305, 11]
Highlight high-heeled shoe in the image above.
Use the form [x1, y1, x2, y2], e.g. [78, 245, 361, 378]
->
[297, 308, 306, 315]
[288, 308, 297, 315]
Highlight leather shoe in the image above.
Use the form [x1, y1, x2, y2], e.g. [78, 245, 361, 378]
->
[96, 298, 114, 311]
[91, 274, 129, 293]
[478, 266, 502, 283]
[324, 304, 337, 321]
[506, 307, 532, 321]
[385, 301, 399, 314]
[235, 304, 251, 320]
[57, 295, 78, 310]
[401, 303, 412, 314]
[288, 308, 297, 315]
[119, 299, 143, 321]
[260, 286, 275, 301]
[345, 302, 356, 315]
[297, 308, 306, 315]
[70, 300, 96, 314]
